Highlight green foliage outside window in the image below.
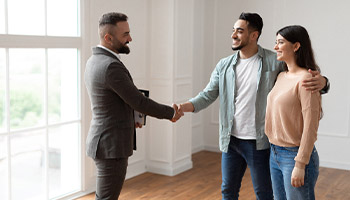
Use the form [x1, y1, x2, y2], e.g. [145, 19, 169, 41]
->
[10, 90, 43, 129]
[0, 89, 60, 129]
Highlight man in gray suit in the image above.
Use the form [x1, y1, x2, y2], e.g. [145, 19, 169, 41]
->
[85, 12, 183, 200]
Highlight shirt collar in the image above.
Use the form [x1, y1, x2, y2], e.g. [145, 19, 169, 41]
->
[233, 45, 264, 64]
[97, 45, 121, 60]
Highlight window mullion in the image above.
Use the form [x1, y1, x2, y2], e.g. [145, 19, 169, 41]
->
[4, 0, 8, 34]
[44, 48, 49, 200]
[5, 48, 11, 200]
[2, 0, 82, 198]
[0, 35, 82, 48]
[44, 0, 47, 36]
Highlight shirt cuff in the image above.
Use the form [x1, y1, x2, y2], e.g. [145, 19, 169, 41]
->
[320, 76, 330, 94]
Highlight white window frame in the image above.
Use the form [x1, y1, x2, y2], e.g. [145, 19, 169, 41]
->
[0, 0, 91, 199]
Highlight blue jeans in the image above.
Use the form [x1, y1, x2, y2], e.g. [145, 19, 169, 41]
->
[270, 144, 319, 200]
[221, 136, 273, 200]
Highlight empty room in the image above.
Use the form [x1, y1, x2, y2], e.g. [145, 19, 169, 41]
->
[0, 0, 349, 199]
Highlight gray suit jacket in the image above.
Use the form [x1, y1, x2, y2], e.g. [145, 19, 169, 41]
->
[85, 47, 174, 159]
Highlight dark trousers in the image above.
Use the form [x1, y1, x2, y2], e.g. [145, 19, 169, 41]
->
[221, 136, 273, 200]
[93, 157, 129, 200]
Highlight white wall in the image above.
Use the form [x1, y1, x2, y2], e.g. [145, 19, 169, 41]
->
[81, 0, 350, 195]
[82, 0, 194, 194]
[195, 0, 350, 170]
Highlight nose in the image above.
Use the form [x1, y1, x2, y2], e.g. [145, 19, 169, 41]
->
[129, 35, 132, 42]
[231, 31, 237, 39]
[274, 43, 278, 50]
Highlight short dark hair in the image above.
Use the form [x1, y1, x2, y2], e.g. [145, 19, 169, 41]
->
[99, 12, 128, 27]
[238, 12, 263, 40]
[98, 12, 128, 39]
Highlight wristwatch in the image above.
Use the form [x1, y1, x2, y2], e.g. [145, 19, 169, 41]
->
[320, 76, 330, 94]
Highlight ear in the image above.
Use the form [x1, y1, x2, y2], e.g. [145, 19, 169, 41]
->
[294, 42, 301, 52]
[250, 31, 259, 41]
[104, 33, 112, 43]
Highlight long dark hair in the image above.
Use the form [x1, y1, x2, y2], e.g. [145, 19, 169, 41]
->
[276, 25, 320, 72]
[277, 25, 323, 119]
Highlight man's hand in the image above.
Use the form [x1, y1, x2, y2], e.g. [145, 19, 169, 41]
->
[291, 166, 305, 187]
[302, 69, 326, 93]
[179, 102, 195, 113]
[135, 122, 143, 128]
[171, 104, 184, 122]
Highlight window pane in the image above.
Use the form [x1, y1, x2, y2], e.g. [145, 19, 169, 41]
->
[0, 0, 5, 34]
[47, 0, 79, 36]
[8, 0, 45, 35]
[49, 123, 80, 198]
[0, 135, 8, 200]
[48, 49, 79, 124]
[11, 130, 45, 200]
[9, 49, 45, 130]
[0, 49, 5, 132]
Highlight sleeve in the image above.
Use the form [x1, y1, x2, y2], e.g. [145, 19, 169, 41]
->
[320, 76, 330, 94]
[105, 62, 174, 120]
[294, 76, 321, 165]
[189, 60, 221, 113]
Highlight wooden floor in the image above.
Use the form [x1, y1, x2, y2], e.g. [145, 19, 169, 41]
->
[76, 151, 350, 200]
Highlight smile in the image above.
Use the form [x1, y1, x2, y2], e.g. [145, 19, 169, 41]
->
[232, 40, 240, 45]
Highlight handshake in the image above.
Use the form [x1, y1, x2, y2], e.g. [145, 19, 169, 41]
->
[135, 102, 194, 128]
[170, 102, 195, 122]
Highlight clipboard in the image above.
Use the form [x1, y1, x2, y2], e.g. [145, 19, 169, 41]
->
[134, 89, 149, 125]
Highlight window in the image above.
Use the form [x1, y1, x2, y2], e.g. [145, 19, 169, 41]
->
[0, 1, 81, 200]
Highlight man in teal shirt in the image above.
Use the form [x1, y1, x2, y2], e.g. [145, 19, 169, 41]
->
[179, 13, 329, 199]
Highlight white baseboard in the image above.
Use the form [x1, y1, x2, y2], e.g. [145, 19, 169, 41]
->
[196, 145, 350, 171]
[56, 188, 96, 200]
[192, 145, 220, 154]
[192, 145, 205, 153]
[320, 160, 350, 170]
[203, 145, 221, 153]
[126, 159, 147, 179]
[146, 157, 193, 176]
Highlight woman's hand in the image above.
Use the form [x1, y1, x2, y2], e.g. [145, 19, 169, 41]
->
[291, 166, 305, 187]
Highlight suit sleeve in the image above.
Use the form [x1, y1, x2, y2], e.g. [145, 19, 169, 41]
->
[105, 62, 174, 120]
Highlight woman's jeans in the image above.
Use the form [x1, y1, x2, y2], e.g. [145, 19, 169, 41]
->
[221, 136, 273, 200]
[270, 144, 319, 200]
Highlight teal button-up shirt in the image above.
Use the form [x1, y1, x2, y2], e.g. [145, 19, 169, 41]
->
[189, 46, 283, 152]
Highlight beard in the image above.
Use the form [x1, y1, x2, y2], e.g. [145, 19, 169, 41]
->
[117, 44, 130, 54]
[112, 38, 130, 54]
[231, 45, 243, 51]
[231, 38, 248, 51]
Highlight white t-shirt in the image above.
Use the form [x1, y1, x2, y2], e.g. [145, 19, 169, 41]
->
[232, 53, 260, 139]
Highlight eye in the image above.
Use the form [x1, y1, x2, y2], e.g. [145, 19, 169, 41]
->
[233, 28, 243, 34]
